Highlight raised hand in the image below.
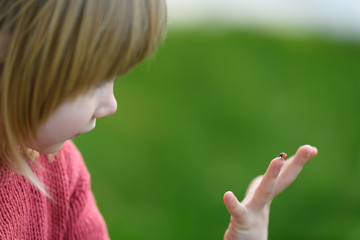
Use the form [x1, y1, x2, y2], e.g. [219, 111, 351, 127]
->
[223, 145, 318, 240]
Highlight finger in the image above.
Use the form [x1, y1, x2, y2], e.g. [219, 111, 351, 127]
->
[273, 145, 318, 196]
[224, 191, 247, 222]
[250, 157, 284, 209]
[243, 175, 263, 202]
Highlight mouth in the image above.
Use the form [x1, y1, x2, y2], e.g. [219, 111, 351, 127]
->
[71, 120, 96, 139]
[71, 133, 81, 139]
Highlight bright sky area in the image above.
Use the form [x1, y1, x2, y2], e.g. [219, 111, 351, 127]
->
[167, 0, 360, 38]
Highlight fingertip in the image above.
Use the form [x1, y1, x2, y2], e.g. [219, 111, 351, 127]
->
[299, 144, 318, 158]
[223, 191, 246, 219]
[298, 144, 312, 153]
[310, 146, 318, 156]
[275, 157, 285, 170]
[296, 145, 314, 156]
[224, 191, 234, 202]
[223, 191, 236, 211]
[275, 156, 286, 165]
[292, 145, 318, 166]
[269, 157, 285, 176]
[225, 191, 242, 208]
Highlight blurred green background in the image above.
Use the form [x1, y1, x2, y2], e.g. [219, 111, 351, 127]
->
[75, 27, 360, 240]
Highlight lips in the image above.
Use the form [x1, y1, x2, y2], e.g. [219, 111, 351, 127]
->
[71, 133, 81, 139]
[71, 119, 96, 139]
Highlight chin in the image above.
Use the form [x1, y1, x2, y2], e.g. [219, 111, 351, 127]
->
[35, 142, 66, 154]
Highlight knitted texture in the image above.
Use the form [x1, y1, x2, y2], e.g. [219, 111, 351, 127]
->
[0, 141, 110, 240]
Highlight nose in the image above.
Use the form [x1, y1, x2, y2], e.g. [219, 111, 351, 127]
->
[103, 94, 117, 117]
[93, 85, 118, 119]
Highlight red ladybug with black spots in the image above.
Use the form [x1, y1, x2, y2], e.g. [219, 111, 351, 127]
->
[278, 152, 288, 160]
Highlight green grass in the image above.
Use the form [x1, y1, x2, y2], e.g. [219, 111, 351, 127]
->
[74, 28, 360, 240]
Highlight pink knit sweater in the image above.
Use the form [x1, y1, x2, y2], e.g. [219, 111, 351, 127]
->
[0, 141, 110, 239]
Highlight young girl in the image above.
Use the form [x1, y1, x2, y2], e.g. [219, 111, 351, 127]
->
[0, 0, 317, 239]
[0, 0, 166, 239]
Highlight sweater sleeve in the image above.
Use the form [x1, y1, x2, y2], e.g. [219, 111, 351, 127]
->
[62, 141, 110, 240]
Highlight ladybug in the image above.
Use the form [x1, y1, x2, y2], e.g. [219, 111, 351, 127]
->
[278, 152, 288, 160]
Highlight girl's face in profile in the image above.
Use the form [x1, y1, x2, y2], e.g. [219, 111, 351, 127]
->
[28, 80, 118, 154]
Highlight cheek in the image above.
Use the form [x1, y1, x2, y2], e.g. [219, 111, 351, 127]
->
[34, 118, 75, 147]
[32, 109, 92, 149]
[46, 101, 95, 131]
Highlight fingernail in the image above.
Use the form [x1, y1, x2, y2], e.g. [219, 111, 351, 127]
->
[307, 146, 318, 158]
[312, 146, 318, 155]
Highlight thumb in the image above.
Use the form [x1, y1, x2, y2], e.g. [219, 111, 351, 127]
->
[224, 191, 247, 221]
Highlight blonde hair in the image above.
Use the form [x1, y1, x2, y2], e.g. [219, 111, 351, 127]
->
[0, 0, 167, 194]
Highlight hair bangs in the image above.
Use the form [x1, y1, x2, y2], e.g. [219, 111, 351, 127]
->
[86, 0, 167, 85]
